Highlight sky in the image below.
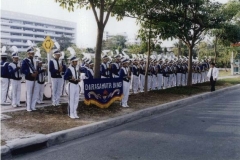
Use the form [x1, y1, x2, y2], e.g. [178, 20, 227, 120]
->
[1, 0, 229, 48]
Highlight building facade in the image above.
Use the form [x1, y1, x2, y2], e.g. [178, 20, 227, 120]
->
[1, 10, 77, 52]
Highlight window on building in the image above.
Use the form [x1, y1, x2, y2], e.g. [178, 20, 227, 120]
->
[23, 40, 27, 43]
[23, 21, 33, 25]
[10, 20, 22, 24]
[10, 26, 22, 30]
[35, 23, 44, 27]
[56, 32, 63, 35]
[35, 35, 44, 38]
[65, 27, 73, 30]
[23, 46, 28, 49]
[23, 34, 33, 37]
[23, 28, 33, 31]
[11, 33, 21, 36]
[35, 29, 44, 32]
[10, 39, 22, 43]
[55, 26, 63, 29]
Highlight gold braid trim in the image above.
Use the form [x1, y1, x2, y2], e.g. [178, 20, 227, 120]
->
[84, 95, 123, 109]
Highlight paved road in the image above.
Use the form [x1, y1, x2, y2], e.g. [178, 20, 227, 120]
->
[13, 88, 240, 160]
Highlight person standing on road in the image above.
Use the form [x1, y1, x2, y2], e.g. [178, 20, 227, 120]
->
[207, 62, 219, 92]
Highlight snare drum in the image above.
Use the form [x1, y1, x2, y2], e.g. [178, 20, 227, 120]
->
[44, 82, 52, 99]
[8, 82, 26, 102]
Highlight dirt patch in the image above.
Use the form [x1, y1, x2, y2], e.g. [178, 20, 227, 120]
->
[1, 78, 240, 144]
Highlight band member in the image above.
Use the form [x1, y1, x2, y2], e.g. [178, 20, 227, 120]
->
[21, 47, 38, 111]
[196, 62, 202, 83]
[131, 59, 139, 94]
[138, 59, 145, 92]
[100, 55, 110, 78]
[111, 54, 121, 78]
[157, 59, 163, 90]
[79, 57, 88, 94]
[119, 57, 131, 108]
[1, 47, 11, 105]
[176, 61, 182, 86]
[163, 62, 169, 89]
[60, 53, 67, 96]
[181, 62, 187, 86]
[147, 61, 153, 91]
[151, 60, 158, 90]
[64, 56, 80, 119]
[36, 60, 46, 104]
[49, 49, 63, 106]
[207, 62, 219, 92]
[86, 60, 94, 79]
[8, 49, 22, 107]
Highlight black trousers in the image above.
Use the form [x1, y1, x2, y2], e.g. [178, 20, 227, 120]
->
[210, 76, 216, 92]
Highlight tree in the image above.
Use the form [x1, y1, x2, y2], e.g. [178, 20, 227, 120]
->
[208, 0, 240, 63]
[127, 42, 148, 55]
[56, 0, 122, 78]
[102, 35, 127, 50]
[56, 35, 73, 51]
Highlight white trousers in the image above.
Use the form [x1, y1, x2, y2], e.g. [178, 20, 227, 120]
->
[197, 73, 201, 83]
[172, 74, 177, 87]
[68, 83, 79, 117]
[139, 74, 145, 92]
[177, 73, 182, 86]
[163, 76, 169, 88]
[204, 71, 209, 82]
[1, 78, 9, 104]
[148, 75, 152, 91]
[122, 81, 130, 106]
[36, 83, 44, 103]
[201, 72, 205, 82]
[151, 75, 158, 90]
[11, 79, 21, 106]
[26, 80, 38, 110]
[80, 73, 86, 94]
[194, 73, 198, 84]
[51, 78, 62, 105]
[182, 74, 186, 86]
[169, 74, 173, 87]
[185, 73, 188, 85]
[157, 74, 163, 89]
[132, 75, 139, 93]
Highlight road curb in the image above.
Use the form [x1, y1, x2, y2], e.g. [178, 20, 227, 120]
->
[1, 84, 240, 158]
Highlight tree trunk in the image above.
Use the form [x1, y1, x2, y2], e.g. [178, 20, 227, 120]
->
[214, 36, 218, 63]
[94, 26, 104, 78]
[178, 39, 181, 59]
[144, 26, 151, 94]
[187, 46, 193, 86]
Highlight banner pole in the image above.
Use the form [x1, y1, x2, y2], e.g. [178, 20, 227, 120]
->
[47, 52, 51, 83]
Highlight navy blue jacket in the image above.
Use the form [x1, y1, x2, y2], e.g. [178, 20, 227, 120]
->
[8, 62, 22, 80]
[1, 60, 10, 78]
[49, 59, 62, 78]
[64, 66, 79, 84]
[21, 58, 37, 81]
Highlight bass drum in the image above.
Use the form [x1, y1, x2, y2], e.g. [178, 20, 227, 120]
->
[65, 82, 81, 95]
[43, 82, 52, 99]
[8, 82, 27, 102]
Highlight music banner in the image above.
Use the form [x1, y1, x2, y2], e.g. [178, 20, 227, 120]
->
[84, 78, 123, 108]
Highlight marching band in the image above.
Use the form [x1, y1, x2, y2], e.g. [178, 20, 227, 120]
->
[0, 41, 212, 118]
